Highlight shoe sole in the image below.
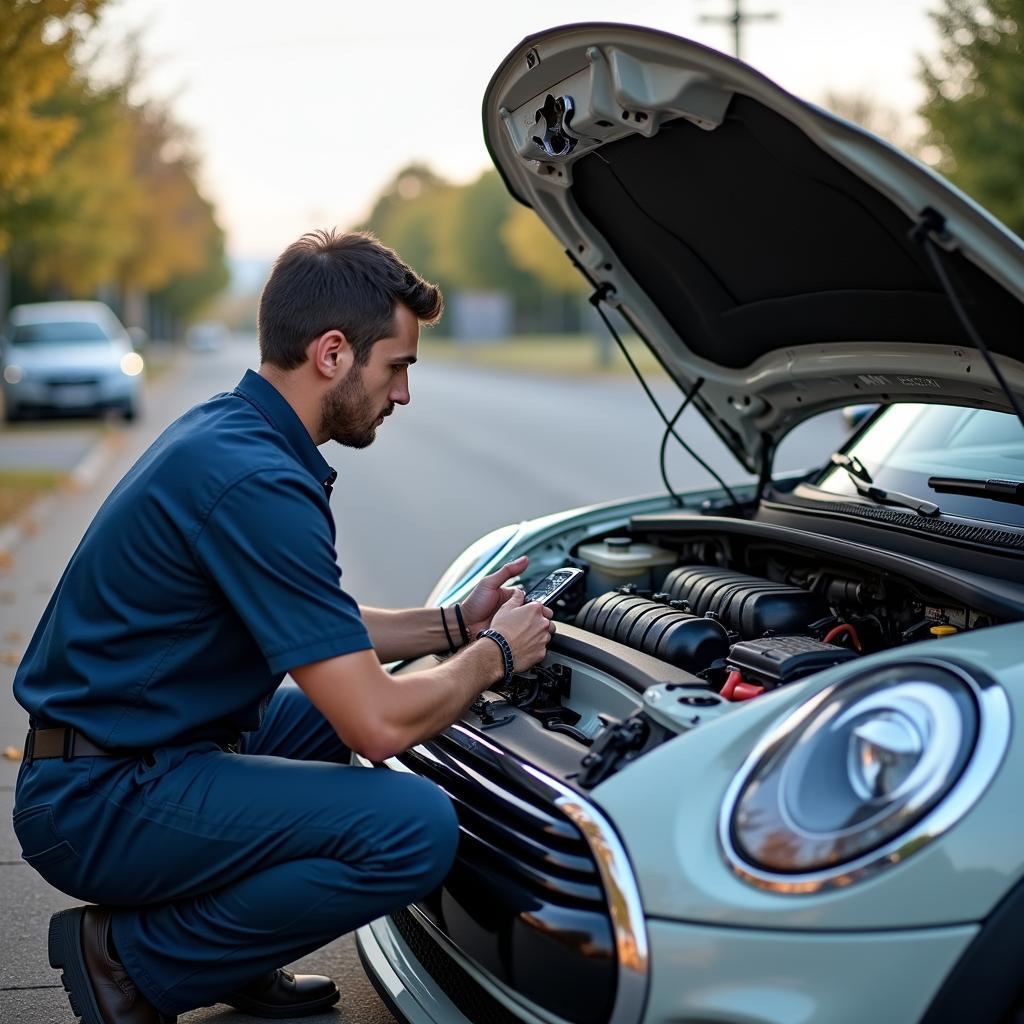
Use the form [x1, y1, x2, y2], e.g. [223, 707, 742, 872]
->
[48, 908, 105, 1024]
[225, 988, 341, 1020]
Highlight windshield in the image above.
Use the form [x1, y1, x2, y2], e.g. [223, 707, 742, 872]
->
[11, 321, 111, 345]
[815, 404, 1024, 528]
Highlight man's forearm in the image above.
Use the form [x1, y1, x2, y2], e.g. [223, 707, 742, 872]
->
[359, 605, 465, 663]
[374, 640, 504, 756]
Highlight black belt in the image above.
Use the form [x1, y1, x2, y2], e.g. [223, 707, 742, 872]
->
[23, 727, 242, 764]
[24, 727, 111, 762]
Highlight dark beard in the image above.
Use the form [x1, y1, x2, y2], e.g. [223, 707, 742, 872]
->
[319, 369, 389, 449]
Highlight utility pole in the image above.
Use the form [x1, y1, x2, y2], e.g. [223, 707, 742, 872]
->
[698, 0, 779, 61]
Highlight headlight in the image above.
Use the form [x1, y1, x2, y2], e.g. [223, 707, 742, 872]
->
[120, 352, 144, 376]
[3, 364, 23, 384]
[720, 660, 1009, 892]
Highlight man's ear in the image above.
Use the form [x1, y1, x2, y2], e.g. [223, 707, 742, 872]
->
[309, 329, 355, 381]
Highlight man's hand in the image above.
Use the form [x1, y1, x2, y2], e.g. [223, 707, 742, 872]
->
[460, 555, 530, 637]
[489, 588, 555, 672]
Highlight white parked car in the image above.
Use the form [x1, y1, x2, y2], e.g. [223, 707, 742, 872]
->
[1, 301, 144, 422]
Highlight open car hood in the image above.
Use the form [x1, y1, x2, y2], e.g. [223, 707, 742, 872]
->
[483, 23, 1024, 473]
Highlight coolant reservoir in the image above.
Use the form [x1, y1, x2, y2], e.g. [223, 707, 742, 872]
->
[577, 537, 678, 594]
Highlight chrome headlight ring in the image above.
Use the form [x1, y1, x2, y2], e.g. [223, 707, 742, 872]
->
[719, 658, 1010, 894]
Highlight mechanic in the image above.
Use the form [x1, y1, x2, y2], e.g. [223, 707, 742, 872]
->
[12, 229, 555, 1024]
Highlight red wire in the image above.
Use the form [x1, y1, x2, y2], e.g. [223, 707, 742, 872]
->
[823, 623, 863, 652]
[720, 669, 744, 700]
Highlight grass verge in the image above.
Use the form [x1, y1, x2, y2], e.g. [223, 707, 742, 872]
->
[0, 469, 63, 526]
[421, 333, 666, 378]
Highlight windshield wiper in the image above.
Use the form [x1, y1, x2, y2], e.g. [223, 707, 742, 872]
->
[829, 453, 941, 517]
[929, 476, 1024, 506]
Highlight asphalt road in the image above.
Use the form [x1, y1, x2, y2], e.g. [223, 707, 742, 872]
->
[0, 335, 848, 1024]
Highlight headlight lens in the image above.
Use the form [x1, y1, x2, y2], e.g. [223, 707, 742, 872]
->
[120, 352, 144, 376]
[729, 664, 979, 875]
[3, 364, 23, 384]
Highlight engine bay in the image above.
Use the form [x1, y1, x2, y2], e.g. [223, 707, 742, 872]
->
[433, 516, 1024, 790]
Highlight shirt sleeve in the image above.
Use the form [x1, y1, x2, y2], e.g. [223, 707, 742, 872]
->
[192, 469, 372, 673]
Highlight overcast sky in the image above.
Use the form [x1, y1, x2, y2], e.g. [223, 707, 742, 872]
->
[100, 1, 939, 262]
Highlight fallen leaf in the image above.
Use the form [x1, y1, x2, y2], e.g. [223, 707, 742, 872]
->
[3, 746, 22, 762]
[0, 650, 22, 665]
[4, 630, 23, 643]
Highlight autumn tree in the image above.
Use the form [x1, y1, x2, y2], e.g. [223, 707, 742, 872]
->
[919, 0, 1024, 235]
[501, 205, 585, 295]
[0, 0, 105, 253]
[361, 164, 455, 295]
[7, 77, 144, 295]
[434, 170, 534, 298]
[362, 165, 587, 331]
[8, 57, 229, 324]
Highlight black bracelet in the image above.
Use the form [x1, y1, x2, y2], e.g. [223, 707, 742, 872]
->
[477, 628, 515, 685]
[454, 604, 471, 646]
[440, 607, 456, 655]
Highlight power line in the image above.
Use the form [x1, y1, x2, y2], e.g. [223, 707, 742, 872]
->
[698, 0, 779, 61]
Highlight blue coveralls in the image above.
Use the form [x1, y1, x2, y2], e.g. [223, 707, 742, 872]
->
[12, 370, 458, 1015]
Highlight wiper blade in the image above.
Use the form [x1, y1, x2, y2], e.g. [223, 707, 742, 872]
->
[829, 453, 941, 517]
[829, 452, 874, 485]
[929, 476, 1024, 506]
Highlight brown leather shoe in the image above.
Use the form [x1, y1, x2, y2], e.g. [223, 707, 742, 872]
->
[224, 968, 340, 1018]
[48, 906, 175, 1024]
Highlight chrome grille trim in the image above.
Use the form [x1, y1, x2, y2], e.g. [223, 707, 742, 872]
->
[359, 722, 650, 1024]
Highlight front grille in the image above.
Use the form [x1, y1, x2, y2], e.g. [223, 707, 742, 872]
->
[390, 909, 523, 1024]
[383, 727, 619, 1024]
[397, 732, 605, 909]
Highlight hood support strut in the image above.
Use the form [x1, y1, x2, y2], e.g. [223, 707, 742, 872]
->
[912, 208, 1024, 432]
[588, 282, 745, 514]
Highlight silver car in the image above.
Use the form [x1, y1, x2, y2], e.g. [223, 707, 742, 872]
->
[355, 23, 1024, 1024]
[1, 301, 144, 422]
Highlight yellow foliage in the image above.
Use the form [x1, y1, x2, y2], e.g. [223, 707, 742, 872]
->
[17, 104, 146, 294]
[116, 109, 215, 290]
[0, 0, 104, 208]
[501, 204, 585, 294]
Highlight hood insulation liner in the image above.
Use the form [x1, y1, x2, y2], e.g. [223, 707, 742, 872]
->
[570, 95, 1024, 370]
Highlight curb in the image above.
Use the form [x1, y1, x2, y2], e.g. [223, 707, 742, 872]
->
[0, 431, 119, 567]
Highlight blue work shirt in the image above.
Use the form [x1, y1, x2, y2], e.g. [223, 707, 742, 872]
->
[14, 370, 372, 749]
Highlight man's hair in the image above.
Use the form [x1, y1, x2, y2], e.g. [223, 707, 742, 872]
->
[258, 229, 443, 369]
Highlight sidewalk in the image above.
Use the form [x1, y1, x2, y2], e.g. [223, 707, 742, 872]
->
[0, 351, 395, 1024]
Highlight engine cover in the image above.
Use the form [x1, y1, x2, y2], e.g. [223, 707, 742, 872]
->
[663, 566, 828, 638]
[575, 591, 729, 672]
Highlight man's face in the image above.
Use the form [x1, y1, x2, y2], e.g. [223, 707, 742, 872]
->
[320, 303, 419, 448]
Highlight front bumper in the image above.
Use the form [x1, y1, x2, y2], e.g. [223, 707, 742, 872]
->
[358, 911, 977, 1024]
[4, 373, 137, 412]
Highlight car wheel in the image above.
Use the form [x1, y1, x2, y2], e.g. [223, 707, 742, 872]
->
[120, 401, 138, 422]
[3, 404, 22, 424]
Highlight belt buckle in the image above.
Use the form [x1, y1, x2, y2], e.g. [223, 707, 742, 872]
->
[62, 729, 76, 761]
[23, 729, 36, 766]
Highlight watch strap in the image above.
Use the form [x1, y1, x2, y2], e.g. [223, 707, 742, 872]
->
[477, 628, 515, 684]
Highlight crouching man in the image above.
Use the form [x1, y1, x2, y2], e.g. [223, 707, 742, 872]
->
[12, 229, 554, 1023]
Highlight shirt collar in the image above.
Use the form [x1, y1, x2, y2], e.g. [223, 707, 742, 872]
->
[233, 370, 336, 492]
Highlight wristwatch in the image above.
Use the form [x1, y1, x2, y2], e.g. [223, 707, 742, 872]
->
[477, 629, 515, 685]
